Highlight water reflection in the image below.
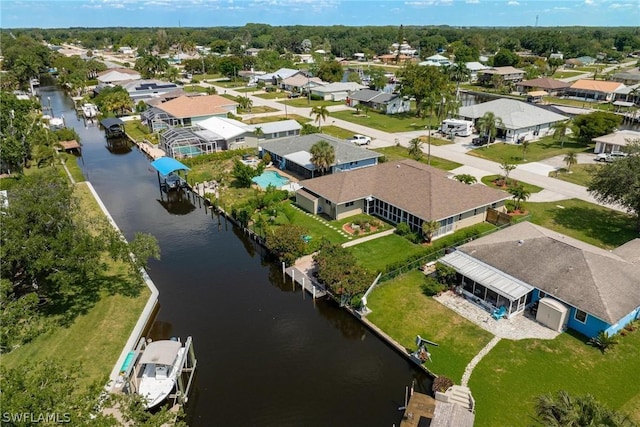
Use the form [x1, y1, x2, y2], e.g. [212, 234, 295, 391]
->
[105, 138, 132, 155]
[157, 188, 196, 215]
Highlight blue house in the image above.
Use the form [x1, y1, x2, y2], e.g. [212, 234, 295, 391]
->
[440, 221, 640, 339]
[259, 134, 382, 180]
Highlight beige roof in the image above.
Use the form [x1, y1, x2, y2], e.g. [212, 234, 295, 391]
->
[592, 130, 640, 147]
[282, 74, 323, 87]
[457, 221, 640, 324]
[98, 67, 140, 77]
[527, 91, 548, 97]
[569, 79, 624, 93]
[155, 95, 238, 118]
[481, 66, 525, 75]
[59, 140, 80, 150]
[519, 78, 570, 90]
[300, 159, 509, 221]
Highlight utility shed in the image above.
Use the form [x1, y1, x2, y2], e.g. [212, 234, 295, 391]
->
[536, 297, 569, 332]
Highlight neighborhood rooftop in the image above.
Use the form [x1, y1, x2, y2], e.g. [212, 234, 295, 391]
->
[154, 94, 238, 118]
[457, 99, 567, 129]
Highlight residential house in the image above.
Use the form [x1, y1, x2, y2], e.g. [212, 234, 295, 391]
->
[549, 53, 564, 60]
[516, 78, 570, 96]
[478, 66, 526, 86]
[611, 70, 640, 86]
[97, 68, 142, 84]
[251, 120, 302, 140]
[114, 79, 180, 103]
[295, 54, 315, 64]
[613, 83, 640, 104]
[419, 54, 452, 67]
[593, 130, 640, 154]
[465, 62, 490, 82]
[141, 94, 238, 132]
[346, 89, 410, 115]
[565, 79, 625, 102]
[456, 99, 568, 142]
[255, 68, 303, 86]
[260, 134, 382, 180]
[377, 54, 417, 64]
[439, 221, 640, 338]
[310, 82, 366, 101]
[245, 48, 262, 57]
[281, 74, 324, 94]
[118, 46, 135, 56]
[295, 159, 509, 238]
[353, 53, 366, 61]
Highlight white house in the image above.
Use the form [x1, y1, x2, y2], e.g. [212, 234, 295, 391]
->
[593, 130, 640, 154]
[310, 82, 366, 101]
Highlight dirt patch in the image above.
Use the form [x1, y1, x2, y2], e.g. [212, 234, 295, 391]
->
[342, 222, 379, 236]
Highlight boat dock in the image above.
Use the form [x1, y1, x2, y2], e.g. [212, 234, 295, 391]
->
[283, 255, 327, 299]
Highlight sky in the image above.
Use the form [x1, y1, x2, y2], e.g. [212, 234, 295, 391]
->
[1, 0, 637, 29]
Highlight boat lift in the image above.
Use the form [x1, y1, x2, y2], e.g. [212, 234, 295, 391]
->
[411, 335, 439, 363]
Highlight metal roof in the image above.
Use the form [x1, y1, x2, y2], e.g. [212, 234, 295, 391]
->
[100, 117, 124, 128]
[139, 340, 181, 366]
[440, 250, 533, 301]
[150, 157, 191, 176]
[458, 99, 567, 130]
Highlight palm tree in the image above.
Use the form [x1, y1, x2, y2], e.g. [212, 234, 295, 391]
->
[254, 126, 264, 140]
[407, 137, 424, 160]
[533, 390, 634, 427]
[310, 105, 329, 131]
[508, 184, 530, 212]
[309, 140, 335, 176]
[238, 96, 253, 112]
[476, 111, 504, 144]
[421, 220, 440, 243]
[564, 151, 578, 172]
[454, 174, 477, 185]
[551, 120, 572, 149]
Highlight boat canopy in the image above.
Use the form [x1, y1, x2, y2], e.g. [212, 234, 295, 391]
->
[139, 340, 181, 366]
[150, 156, 191, 176]
[100, 117, 125, 129]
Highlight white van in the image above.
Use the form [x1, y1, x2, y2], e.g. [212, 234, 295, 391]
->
[440, 119, 474, 137]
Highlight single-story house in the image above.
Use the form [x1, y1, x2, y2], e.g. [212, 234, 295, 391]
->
[439, 221, 640, 338]
[113, 79, 180, 103]
[118, 46, 135, 55]
[97, 68, 142, 84]
[281, 74, 324, 93]
[255, 68, 304, 86]
[346, 89, 410, 114]
[565, 79, 626, 102]
[419, 54, 452, 67]
[593, 130, 640, 154]
[478, 66, 526, 86]
[295, 159, 509, 238]
[310, 82, 367, 101]
[141, 94, 238, 132]
[516, 78, 570, 96]
[613, 83, 640, 105]
[456, 99, 568, 142]
[259, 134, 381, 179]
[611, 70, 640, 86]
[376, 54, 417, 64]
[465, 62, 490, 82]
[249, 119, 302, 140]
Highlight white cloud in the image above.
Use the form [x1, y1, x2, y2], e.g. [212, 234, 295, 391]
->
[404, 1, 455, 6]
[610, 2, 634, 8]
[466, 0, 480, 3]
[584, 0, 595, 5]
[507, 0, 519, 4]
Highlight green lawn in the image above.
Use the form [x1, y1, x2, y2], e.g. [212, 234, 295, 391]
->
[183, 84, 209, 93]
[253, 91, 286, 100]
[244, 114, 309, 125]
[468, 137, 593, 164]
[267, 202, 349, 247]
[123, 120, 156, 144]
[1, 183, 150, 390]
[331, 109, 440, 133]
[471, 329, 640, 426]
[319, 125, 358, 140]
[552, 70, 586, 79]
[551, 163, 602, 186]
[525, 198, 637, 249]
[281, 98, 342, 108]
[240, 105, 280, 114]
[366, 270, 494, 382]
[480, 174, 544, 194]
[375, 145, 462, 171]
[348, 233, 426, 272]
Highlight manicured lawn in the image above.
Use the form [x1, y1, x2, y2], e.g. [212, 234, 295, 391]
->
[244, 114, 309, 125]
[552, 70, 586, 79]
[331, 213, 393, 235]
[374, 146, 462, 171]
[266, 202, 349, 247]
[1, 183, 150, 390]
[183, 84, 209, 93]
[331, 109, 440, 133]
[319, 125, 358, 140]
[240, 105, 280, 114]
[253, 91, 286, 100]
[123, 119, 156, 144]
[470, 329, 640, 426]
[348, 233, 426, 272]
[480, 175, 543, 194]
[550, 163, 601, 187]
[366, 270, 494, 382]
[281, 98, 342, 108]
[235, 87, 261, 93]
[467, 137, 593, 164]
[524, 198, 637, 249]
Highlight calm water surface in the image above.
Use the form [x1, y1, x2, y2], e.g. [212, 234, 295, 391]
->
[41, 86, 432, 426]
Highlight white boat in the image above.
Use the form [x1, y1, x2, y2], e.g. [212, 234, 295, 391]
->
[137, 339, 187, 409]
[82, 103, 98, 119]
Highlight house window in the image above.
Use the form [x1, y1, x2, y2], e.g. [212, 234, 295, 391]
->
[345, 201, 354, 207]
[574, 309, 587, 323]
[235, 137, 245, 143]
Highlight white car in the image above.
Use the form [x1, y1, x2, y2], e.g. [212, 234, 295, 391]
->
[595, 152, 628, 162]
[348, 134, 371, 146]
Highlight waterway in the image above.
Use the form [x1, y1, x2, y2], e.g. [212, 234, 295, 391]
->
[40, 84, 432, 426]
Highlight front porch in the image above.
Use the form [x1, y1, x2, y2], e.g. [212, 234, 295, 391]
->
[435, 291, 559, 340]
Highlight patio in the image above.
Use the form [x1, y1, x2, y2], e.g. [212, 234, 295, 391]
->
[435, 291, 560, 340]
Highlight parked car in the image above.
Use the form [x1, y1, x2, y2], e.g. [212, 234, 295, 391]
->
[471, 135, 489, 146]
[348, 134, 371, 146]
[595, 152, 628, 162]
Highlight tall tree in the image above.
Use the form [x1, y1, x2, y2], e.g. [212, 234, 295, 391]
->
[310, 105, 329, 131]
[551, 120, 572, 149]
[588, 141, 640, 230]
[309, 140, 335, 176]
[477, 111, 504, 143]
[408, 137, 424, 160]
[399, 63, 453, 119]
[572, 111, 621, 144]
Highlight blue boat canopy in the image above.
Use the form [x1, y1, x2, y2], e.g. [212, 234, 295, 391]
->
[150, 157, 191, 176]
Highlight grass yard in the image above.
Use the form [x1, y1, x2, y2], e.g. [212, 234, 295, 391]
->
[330, 213, 393, 235]
[319, 125, 358, 140]
[468, 137, 593, 164]
[470, 329, 640, 426]
[243, 114, 308, 125]
[331, 109, 439, 133]
[240, 105, 280, 114]
[375, 145, 462, 171]
[183, 84, 210, 93]
[281, 98, 342, 108]
[552, 70, 587, 79]
[480, 174, 543, 193]
[524, 198, 637, 249]
[1, 183, 150, 390]
[550, 163, 602, 186]
[123, 120, 156, 144]
[366, 270, 494, 382]
[348, 233, 427, 272]
[267, 202, 349, 247]
[253, 91, 286, 100]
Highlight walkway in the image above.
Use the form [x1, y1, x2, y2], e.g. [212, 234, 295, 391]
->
[460, 337, 501, 387]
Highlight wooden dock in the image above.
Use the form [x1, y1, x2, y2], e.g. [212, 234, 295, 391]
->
[399, 391, 437, 427]
[284, 265, 327, 298]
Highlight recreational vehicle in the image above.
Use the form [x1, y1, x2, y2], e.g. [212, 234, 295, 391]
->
[440, 119, 474, 137]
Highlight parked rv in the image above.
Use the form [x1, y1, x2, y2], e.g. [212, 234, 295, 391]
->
[440, 119, 474, 137]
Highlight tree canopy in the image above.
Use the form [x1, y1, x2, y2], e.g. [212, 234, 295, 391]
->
[573, 111, 622, 143]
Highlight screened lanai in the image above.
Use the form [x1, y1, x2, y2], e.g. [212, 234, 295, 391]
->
[141, 107, 177, 133]
[159, 126, 220, 159]
[440, 250, 533, 317]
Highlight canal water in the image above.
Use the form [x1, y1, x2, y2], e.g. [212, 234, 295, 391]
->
[40, 85, 432, 426]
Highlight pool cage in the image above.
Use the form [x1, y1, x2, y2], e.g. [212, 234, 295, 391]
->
[141, 107, 177, 133]
[159, 126, 220, 159]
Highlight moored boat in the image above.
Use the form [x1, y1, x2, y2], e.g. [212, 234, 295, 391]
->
[82, 103, 98, 119]
[136, 339, 187, 409]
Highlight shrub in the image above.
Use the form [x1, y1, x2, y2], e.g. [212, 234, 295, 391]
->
[395, 222, 412, 236]
[505, 200, 517, 212]
[435, 262, 457, 287]
[263, 152, 272, 164]
[589, 331, 619, 353]
[422, 277, 446, 296]
[432, 376, 454, 394]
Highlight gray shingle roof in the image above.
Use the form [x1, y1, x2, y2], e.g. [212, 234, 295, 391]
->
[349, 89, 399, 104]
[260, 134, 381, 165]
[457, 221, 640, 324]
[458, 99, 567, 130]
[299, 159, 509, 221]
[250, 119, 301, 134]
